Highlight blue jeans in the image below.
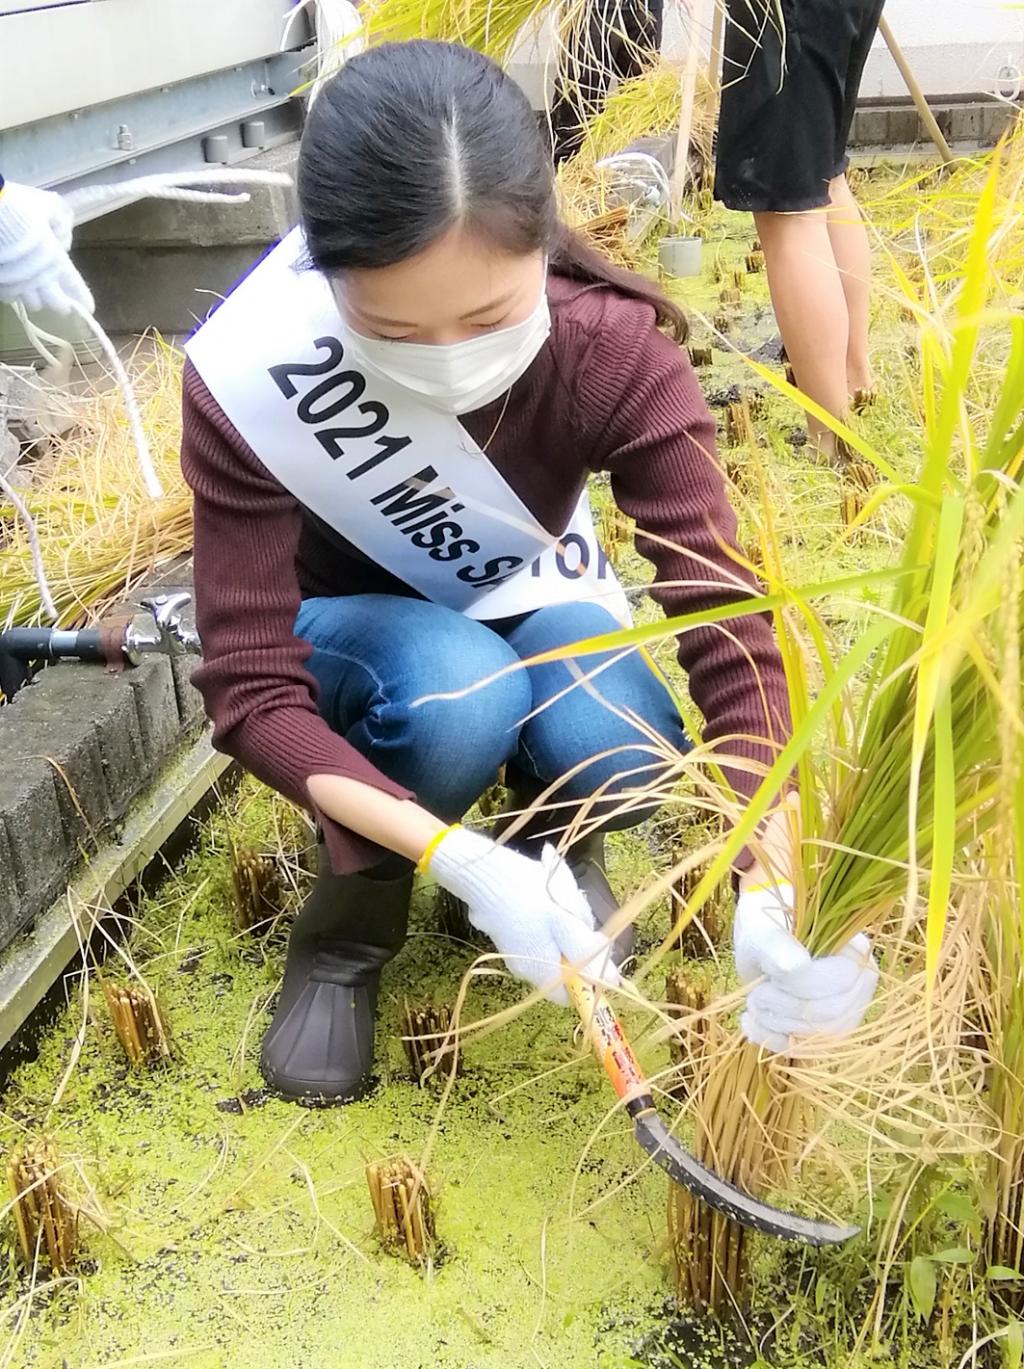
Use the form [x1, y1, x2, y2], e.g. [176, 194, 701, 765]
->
[295, 595, 687, 833]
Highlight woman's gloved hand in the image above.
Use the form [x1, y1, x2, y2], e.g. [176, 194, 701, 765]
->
[427, 826, 620, 1004]
[0, 179, 94, 316]
[733, 882, 879, 1053]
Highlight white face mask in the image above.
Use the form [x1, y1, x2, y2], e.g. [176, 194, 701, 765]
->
[343, 282, 551, 416]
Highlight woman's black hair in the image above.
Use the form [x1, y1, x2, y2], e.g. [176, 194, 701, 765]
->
[298, 40, 688, 343]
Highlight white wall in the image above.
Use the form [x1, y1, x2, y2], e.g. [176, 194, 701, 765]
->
[512, 0, 1024, 105]
[862, 0, 1024, 97]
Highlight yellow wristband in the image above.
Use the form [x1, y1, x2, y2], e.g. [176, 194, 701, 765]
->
[416, 822, 460, 875]
[743, 879, 793, 895]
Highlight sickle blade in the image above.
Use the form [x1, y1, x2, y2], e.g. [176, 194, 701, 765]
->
[631, 1105, 860, 1246]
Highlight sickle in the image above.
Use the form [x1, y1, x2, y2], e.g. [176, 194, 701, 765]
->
[564, 968, 860, 1246]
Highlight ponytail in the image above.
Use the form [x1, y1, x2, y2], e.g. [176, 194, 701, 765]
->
[550, 224, 689, 344]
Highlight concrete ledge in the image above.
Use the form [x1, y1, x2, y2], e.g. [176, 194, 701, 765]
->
[0, 568, 209, 955]
[0, 826, 19, 950]
[0, 732, 233, 1050]
[72, 245, 273, 337]
[125, 657, 182, 770]
[19, 667, 149, 823]
[0, 761, 69, 946]
[849, 98, 1016, 152]
[73, 144, 300, 250]
[71, 143, 299, 335]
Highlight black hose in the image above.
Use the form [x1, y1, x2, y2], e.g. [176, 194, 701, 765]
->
[0, 627, 106, 664]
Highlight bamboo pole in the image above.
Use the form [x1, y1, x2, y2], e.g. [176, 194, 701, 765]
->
[706, 0, 725, 127]
[670, 0, 711, 220]
[878, 16, 955, 165]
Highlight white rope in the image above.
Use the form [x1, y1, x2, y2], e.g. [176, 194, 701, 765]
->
[11, 302, 74, 371]
[67, 300, 164, 499]
[0, 467, 57, 621]
[62, 169, 293, 219]
[63, 171, 295, 502]
[2, 167, 298, 616]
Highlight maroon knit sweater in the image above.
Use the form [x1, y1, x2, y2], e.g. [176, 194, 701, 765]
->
[181, 273, 792, 873]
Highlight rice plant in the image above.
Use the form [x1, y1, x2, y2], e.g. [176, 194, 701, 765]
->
[362, 0, 551, 62]
[571, 64, 713, 172]
[6, 1140, 77, 1272]
[505, 137, 1024, 1320]
[976, 532, 1024, 1297]
[661, 140, 1024, 1313]
[365, 1156, 437, 1265]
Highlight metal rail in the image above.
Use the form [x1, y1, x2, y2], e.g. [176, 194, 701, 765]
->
[0, 0, 310, 206]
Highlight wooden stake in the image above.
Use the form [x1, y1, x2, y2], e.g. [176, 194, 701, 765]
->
[670, 0, 711, 221]
[706, 0, 725, 135]
[745, 250, 765, 273]
[688, 345, 713, 368]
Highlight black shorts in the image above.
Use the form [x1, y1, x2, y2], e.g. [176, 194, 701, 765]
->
[714, 0, 885, 213]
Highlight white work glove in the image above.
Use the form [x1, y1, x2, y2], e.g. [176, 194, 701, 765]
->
[733, 882, 879, 1054]
[0, 181, 94, 316]
[428, 827, 621, 1005]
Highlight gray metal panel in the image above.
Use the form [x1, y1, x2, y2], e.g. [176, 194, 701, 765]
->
[0, 50, 305, 195]
[1, 0, 311, 131]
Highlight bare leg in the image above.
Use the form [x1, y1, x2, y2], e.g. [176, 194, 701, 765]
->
[754, 206, 850, 458]
[826, 174, 874, 395]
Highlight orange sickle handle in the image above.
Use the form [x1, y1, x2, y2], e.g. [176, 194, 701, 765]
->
[562, 963, 648, 1104]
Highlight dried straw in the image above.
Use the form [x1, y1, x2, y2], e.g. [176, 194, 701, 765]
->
[400, 1001, 461, 1085]
[365, 1155, 436, 1265]
[0, 339, 190, 631]
[6, 1139, 77, 1271]
[101, 979, 172, 1069]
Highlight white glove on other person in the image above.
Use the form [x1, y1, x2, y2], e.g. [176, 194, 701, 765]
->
[734, 882, 879, 1053]
[428, 827, 621, 1005]
[0, 180, 94, 316]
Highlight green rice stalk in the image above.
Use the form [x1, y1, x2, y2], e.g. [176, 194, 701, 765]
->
[665, 141, 1024, 1313]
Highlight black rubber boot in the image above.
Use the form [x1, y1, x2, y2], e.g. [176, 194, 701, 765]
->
[563, 830, 635, 968]
[260, 849, 413, 1104]
[495, 779, 635, 967]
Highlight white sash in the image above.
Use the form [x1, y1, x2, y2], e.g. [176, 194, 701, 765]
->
[185, 230, 631, 626]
